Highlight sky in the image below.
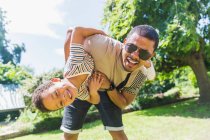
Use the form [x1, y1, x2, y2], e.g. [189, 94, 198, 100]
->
[0, 0, 106, 75]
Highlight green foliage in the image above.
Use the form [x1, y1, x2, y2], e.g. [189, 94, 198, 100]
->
[0, 62, 32, 84]
[22, 68, 63, 95]
[103, 0, 210, 70]
[140, 72, 175, 95]
[133, 66, 198, 109]
[103, 0, 210, 102]
[0, 8, 25, 64]
[139, 66, 195, 95]
[103, 0, 137, 41]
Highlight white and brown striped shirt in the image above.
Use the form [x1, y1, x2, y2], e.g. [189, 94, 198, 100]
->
[64, 44, 94, 100]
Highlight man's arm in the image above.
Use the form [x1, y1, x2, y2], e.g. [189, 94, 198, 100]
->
[107, 90, 136, 109]
[96, 71, 136, 109]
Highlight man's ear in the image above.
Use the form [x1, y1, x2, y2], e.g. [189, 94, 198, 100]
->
[123, 38, 127, 45]
[148, 52, 156, 60]
[151, 52, 156, 57]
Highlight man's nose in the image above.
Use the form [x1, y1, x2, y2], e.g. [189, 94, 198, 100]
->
[131, 51, 139, 59]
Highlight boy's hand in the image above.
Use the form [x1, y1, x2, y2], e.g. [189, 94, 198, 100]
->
[93, 71, 111, 89]
[88, 73, 103, 93]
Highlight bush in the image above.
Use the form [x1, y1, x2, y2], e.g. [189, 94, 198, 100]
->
[134, 66, 198, 109]
[0, 62, 32, 85]
[136, 88, 182, 109]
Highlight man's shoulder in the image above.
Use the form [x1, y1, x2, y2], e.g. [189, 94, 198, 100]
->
[86, 34, 122, 46]
[84, 34, 123, 55]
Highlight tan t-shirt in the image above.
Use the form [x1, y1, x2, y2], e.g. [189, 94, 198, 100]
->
[84, 34, 155, 95]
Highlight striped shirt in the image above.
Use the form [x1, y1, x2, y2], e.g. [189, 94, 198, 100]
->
[64, 44, 94, 100]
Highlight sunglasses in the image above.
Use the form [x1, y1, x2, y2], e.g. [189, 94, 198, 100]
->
[125, 43, 151, 60]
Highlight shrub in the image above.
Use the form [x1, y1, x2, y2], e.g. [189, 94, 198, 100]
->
[0, 62, 32, 85]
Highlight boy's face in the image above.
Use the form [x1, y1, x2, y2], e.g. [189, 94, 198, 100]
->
[41, 78, 77, 111]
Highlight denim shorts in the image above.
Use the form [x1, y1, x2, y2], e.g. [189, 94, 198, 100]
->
[60, 91, 123, 134]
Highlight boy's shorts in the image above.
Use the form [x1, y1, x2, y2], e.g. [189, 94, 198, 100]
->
[60, 91, 124, 134]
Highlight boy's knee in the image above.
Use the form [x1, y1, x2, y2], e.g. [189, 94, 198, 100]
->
[63, 132, 79, 140]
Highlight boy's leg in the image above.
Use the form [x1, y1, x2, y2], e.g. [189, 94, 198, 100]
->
[96, 91, 128, 140]
[61, 98, 91, 140]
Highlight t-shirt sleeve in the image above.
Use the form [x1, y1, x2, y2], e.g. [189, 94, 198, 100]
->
[122, 71, 147, 95]
[64, 43, 94, 78]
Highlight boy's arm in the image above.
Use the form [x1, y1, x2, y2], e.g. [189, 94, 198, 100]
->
[86, 91, 100, 104]
[86, 73, 103, 104]
[71, 26, 106, 45]
[64, 29, 73, 63]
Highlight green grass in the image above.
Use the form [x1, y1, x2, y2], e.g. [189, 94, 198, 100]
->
[10, 98, 210, 140]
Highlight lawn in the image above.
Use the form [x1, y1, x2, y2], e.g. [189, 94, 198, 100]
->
[10, 98, 210, 140]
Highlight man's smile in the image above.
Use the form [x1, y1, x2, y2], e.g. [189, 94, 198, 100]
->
[123, 56, 140, 70]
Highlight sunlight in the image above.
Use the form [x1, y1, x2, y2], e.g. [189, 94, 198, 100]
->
[0, 0, 64, 38]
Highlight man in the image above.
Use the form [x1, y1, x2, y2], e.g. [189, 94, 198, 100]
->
[61, 25, 159, 140]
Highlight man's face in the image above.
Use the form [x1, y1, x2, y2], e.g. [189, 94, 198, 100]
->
[41, 79, 77, 111]
[121, 33, 155, 72]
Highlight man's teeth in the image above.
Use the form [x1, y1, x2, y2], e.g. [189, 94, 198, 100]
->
[127, 57, 138, 64]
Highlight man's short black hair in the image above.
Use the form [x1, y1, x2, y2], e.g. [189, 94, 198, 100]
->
[127, 25, 159, 50]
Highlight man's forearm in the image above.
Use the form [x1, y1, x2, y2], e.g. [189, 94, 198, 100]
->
[107, 89, 129, 109]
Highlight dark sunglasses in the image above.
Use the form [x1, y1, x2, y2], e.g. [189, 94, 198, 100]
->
[125, 43, 151, 60]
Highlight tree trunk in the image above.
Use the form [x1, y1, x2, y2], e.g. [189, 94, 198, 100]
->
[187, 52, 210, 103]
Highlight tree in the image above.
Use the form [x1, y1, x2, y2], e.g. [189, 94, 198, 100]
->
[0, 8, 25, 65]
[103, 0, 210, 103]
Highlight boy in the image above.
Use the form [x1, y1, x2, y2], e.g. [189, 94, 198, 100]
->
[32, 28, 107, 112]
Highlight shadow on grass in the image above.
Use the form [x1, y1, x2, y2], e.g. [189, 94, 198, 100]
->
[83, 120, 102, 129]
[135, 98, 210, 119]
[32, 117, 63, 134]
[32, 114, 103, 134]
